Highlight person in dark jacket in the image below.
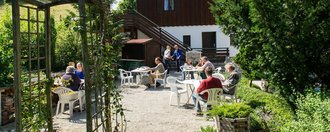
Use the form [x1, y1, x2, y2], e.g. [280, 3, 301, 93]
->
[172, 45, 183, 72]
[222, 63, 240, 95]
[61, 66, 81, 91]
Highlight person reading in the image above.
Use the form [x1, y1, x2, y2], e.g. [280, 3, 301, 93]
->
[222, 63, 240, 95]
[145, 57, 165, 88]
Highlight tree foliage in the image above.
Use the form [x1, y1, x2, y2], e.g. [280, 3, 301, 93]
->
[210, 0, 330, 101]
[117, 0, 136, 13]
[0, 5, 14, 87]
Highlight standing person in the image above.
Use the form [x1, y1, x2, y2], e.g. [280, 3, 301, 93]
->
[75, 62, 84, 79]
[163, 46, 172, 74]
[192, 67, 222, 115]
[172, 45, 183, 72]
[196, 56, 215, 79]
[146, 57, 166, 88]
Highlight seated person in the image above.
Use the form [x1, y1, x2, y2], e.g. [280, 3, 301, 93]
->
[196, 56, 215, 79]
[181, 59, 195, 80]
[146, 57, 165, 88]
[222, 63, 240, 95]
[193, 67, 223, 115]
[69, 61, 76, 68]
[61, 66, 81, 91]
[75, 62, 84, 79]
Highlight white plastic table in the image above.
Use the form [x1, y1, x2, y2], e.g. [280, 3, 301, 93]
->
[182, 68, 201, 80]
[131, 68, 149, 84]
[177, 79, 201, 104]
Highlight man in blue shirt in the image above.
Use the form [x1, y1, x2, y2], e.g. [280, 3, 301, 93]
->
[172, 45, 182, 72]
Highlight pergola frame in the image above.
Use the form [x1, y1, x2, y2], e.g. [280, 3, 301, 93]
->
[11, 0, 110, 131]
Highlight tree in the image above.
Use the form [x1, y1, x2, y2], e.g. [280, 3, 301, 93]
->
[210, 0, 330, 102]
[117, 0, 136, 13]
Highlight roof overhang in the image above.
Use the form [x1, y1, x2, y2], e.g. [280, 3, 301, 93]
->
[125, 38, 152, 44]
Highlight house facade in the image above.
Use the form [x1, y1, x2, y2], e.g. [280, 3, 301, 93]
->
[123, 0, 238, 67]
[136, 0, 239, 57]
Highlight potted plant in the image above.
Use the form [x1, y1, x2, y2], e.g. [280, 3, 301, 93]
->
[208, 103, 252, 132]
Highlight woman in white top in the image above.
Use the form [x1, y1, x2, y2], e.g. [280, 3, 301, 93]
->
[163, 46, 172, 74]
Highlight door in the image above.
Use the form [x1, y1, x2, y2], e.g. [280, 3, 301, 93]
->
[202, 32, 216, 54]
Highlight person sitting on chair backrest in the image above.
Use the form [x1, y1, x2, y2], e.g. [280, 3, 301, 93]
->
[193, 67, 223, 115]
[223, 63, 240, 95]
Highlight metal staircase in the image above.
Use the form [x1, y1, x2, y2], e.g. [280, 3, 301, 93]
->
[123, 10, 191, 52]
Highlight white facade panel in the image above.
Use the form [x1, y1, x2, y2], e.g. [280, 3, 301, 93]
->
[137, 25, 239, 56]
[160, 25, 238, 56]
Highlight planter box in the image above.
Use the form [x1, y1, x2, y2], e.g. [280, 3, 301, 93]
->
[214, 116, 250, 132]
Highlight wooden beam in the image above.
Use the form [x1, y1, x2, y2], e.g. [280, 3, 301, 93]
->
[43, 0, 77, 7]
[12, 0, 22, 131]
[24, 0, 46, 6]
[44, 7, 53, 132]
[78, 0, 92, 131]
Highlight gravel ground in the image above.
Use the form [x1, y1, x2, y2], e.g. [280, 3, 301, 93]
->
[1, 72, 215, 132]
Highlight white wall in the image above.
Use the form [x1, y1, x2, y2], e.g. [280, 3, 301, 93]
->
[161, 25, 238, 56]
[137, 25, 239, 57]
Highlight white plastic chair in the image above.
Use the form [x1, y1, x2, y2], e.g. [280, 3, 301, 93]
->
[167, 76, 188, 106]
[119, 69, 134, 86]
[198, 88, 223, 116]
[54, 87, 83, 118]
[215, 67, 222, 73]
[154, 70, 168, 88]
[223, 84, 238, 102]
[213, 73, 225, 81]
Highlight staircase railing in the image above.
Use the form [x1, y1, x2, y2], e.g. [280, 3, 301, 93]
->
[124, 10, 191, 52]
[191, 47, 230, 64]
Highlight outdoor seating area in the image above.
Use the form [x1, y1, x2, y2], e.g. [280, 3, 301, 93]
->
[117, 52, 242, 131]
[1, 0, 329, 131]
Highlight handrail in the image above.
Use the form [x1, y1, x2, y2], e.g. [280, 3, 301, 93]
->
[129, 10, 192, 51]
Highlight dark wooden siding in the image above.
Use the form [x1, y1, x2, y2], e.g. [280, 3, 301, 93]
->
[137, 0, 215, 26]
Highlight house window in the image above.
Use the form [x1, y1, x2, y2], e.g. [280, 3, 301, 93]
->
[183, 35, 191, 47]
[164, 0, 174, 11]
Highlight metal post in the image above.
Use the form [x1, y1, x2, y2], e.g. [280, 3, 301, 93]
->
[12, 0, 22, 131]
[44, 7, 53, 132]
[78, 0, 92, 131]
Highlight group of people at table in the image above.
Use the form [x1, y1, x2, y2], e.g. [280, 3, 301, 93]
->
[57, 62, 85, 91]
[133, 45, 240, 115]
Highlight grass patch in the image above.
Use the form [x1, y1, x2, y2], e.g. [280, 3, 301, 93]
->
[236, 78, 294, 131]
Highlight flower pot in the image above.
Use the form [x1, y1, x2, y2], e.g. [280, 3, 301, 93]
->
[214, 116, 250, 132]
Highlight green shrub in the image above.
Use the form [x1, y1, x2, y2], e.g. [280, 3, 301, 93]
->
[54, 9, 82, 71]
[236, 78, 294, 131]
[200, 125, 216, 132]
[0, 5, 13, 87]
[208, 102, 253, 118]
[282, 92, 330, 132]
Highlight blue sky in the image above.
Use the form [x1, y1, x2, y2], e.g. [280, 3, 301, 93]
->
[112, 0, 122, 10]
